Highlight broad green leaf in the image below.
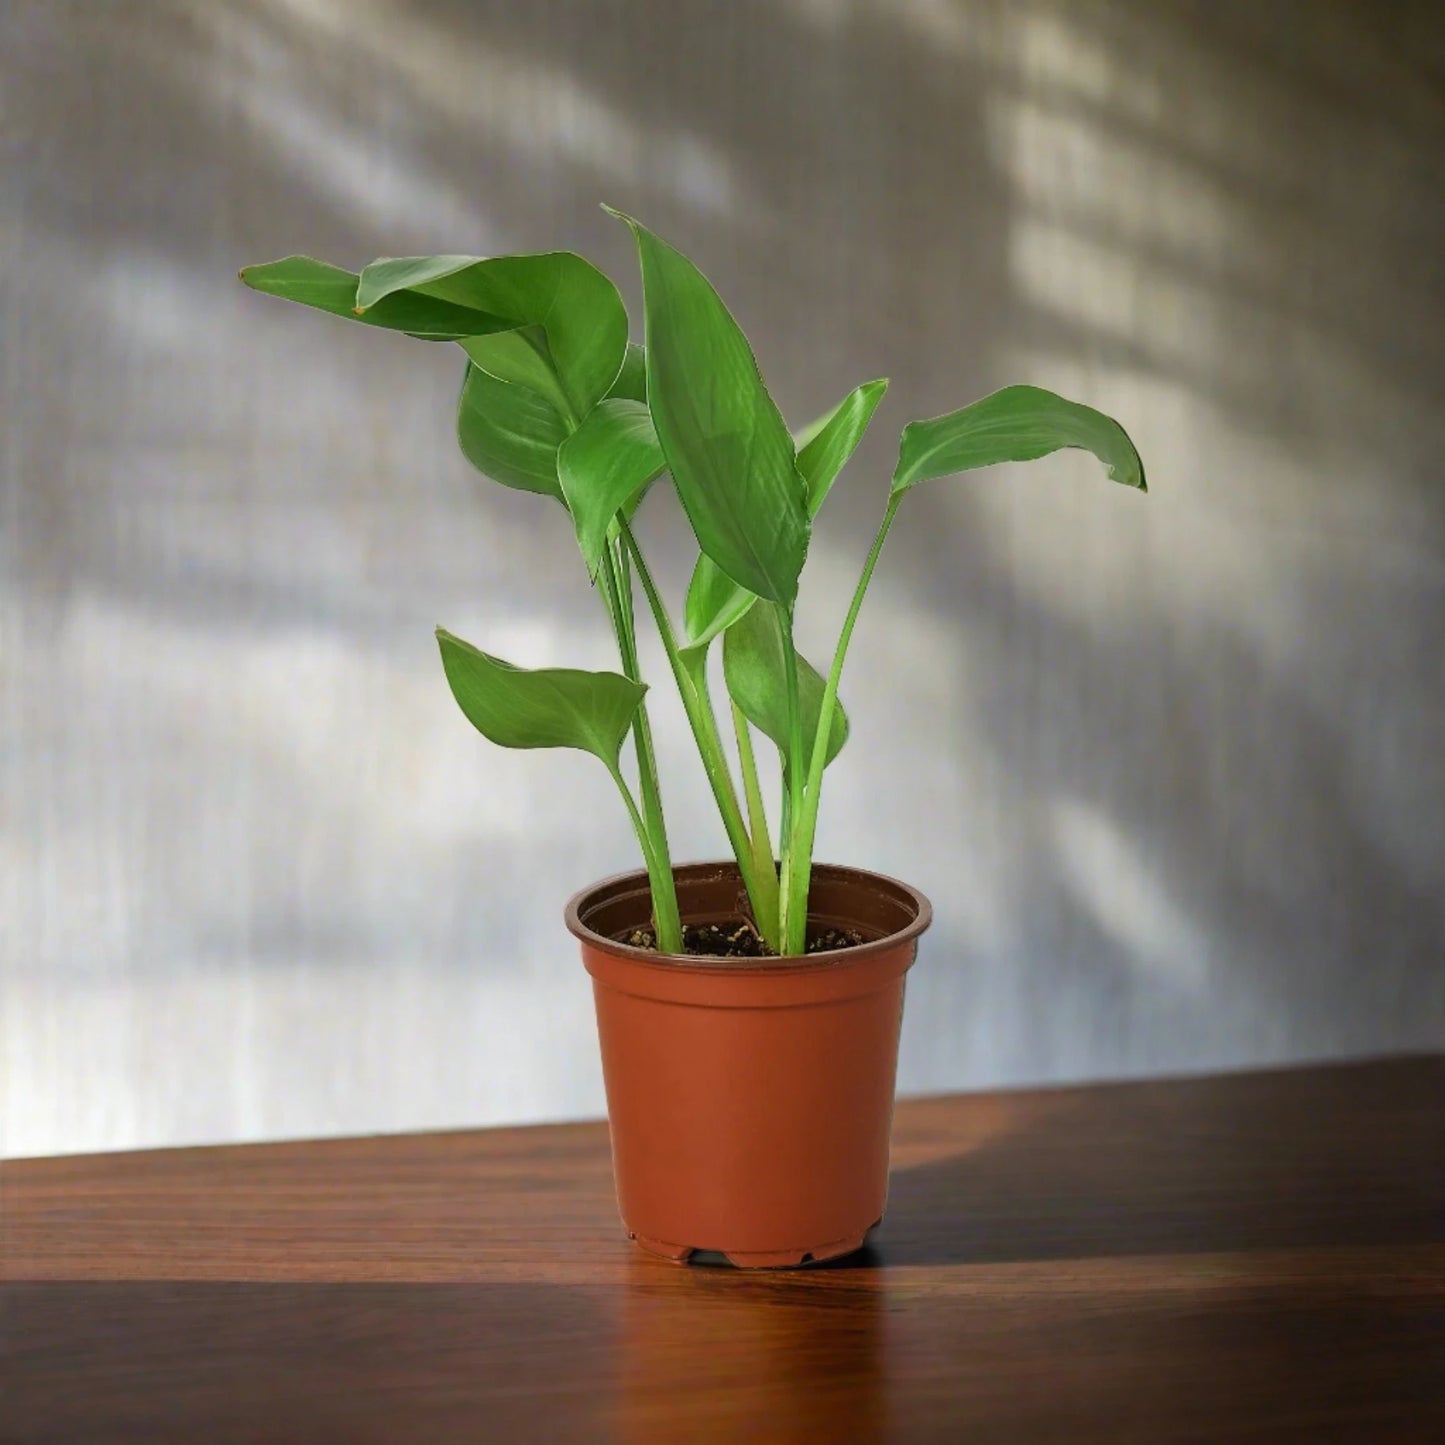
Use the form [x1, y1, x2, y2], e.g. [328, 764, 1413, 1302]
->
[557, 400, 666, 577]
[436, 629, 645, 766]
[456, 362, 569, 498]
[239, 256, 505, 339]
[893, 384, 1146, 495]
[795, 378, 888, 512]
[606, 342, 648, 402]
[722, 604, 848, 773]
[357, 253, 628, 419]
[460, 327, 574, 422]
[608, 208, 809, 605]
[681, 552, 756, 657]
[682, 379, 888, 653]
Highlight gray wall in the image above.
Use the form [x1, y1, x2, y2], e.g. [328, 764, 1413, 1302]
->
[3, 0, 1442, 1156]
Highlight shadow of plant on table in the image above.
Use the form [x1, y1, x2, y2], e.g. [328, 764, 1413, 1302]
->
[866, 1058, 1445, 1268]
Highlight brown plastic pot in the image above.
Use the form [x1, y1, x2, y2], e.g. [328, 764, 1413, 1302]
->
[566, 860, 932, 1268]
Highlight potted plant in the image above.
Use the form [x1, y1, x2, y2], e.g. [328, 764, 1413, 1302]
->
[241, 211, 1144, 1267]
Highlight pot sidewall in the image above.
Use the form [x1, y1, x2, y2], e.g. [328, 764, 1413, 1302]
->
[570, 863, 931, 1261]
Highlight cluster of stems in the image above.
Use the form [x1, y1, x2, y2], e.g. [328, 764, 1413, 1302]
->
[597, 497, 903, 957]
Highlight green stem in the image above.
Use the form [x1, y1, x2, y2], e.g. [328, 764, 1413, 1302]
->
[696, 662, 780, 945]
[558, 376, 673, 947]
[606, 762, 677, 944]
[732, 699, 772, 861]
[612, 531, 636, 657]
[783, 492, 904, 954]
[617, 520, 778, 944]
[600, 543, 682, 952]
[606, 539, 661, 843]
[731, 699, 777, 919]
[776, 603, 808, 953]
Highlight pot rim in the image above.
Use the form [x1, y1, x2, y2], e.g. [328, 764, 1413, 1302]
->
[564, 859, 933, 974]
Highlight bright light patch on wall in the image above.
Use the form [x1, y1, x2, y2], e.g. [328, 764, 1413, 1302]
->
[0, 951, 604, 1156]
[1014, 11, 1166, 125]
[243, 0, 743, 219]
[867, 0, 989, 53]
[989, 99, 1232, 266]
[1054, 798, 1210, 987]
[251, 81, 481, 237]
[1009, 217, 1219, 376]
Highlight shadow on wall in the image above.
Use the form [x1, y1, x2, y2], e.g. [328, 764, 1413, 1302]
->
[4, 0, 1444, 1149]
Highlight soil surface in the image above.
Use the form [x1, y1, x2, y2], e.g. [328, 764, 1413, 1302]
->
[623, 919, 865, 957]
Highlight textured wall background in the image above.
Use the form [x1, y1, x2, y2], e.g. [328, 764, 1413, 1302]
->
[3, 0, 1442, 1156]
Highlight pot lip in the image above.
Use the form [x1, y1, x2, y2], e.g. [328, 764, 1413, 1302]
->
[564, 859, 933, 974]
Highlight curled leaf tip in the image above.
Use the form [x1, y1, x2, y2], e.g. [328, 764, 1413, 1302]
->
[601, 204, 639, 231]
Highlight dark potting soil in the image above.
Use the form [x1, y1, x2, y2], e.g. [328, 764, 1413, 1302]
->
[623, 920, 865, 958]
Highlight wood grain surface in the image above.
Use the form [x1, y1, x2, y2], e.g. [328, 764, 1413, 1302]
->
[4, 1056, 1442, 1442]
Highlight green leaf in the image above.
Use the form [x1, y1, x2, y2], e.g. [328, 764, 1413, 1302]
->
[607, 208, 809, 605]
[456, 362, 570, 499]
[606, 342, 648, 402]
[681, 553, 756, 656]
[357, 253, 628, 420]
[557, 400, 666, 577]
[460, 328, 575, 422]
[681, 378, 888, 654]
[240, 256, 508, 339]
[892, 384, 1147, 495]
[795, 378, 888, 512]
[436, 629, 645, 766]
[722, 604, 848, 773]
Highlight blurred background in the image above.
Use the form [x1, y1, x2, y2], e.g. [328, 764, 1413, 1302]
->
[3, 0, 1442, 1157]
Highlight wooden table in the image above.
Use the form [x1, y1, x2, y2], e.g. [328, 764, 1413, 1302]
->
[3, 1057, 1441, 1442]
